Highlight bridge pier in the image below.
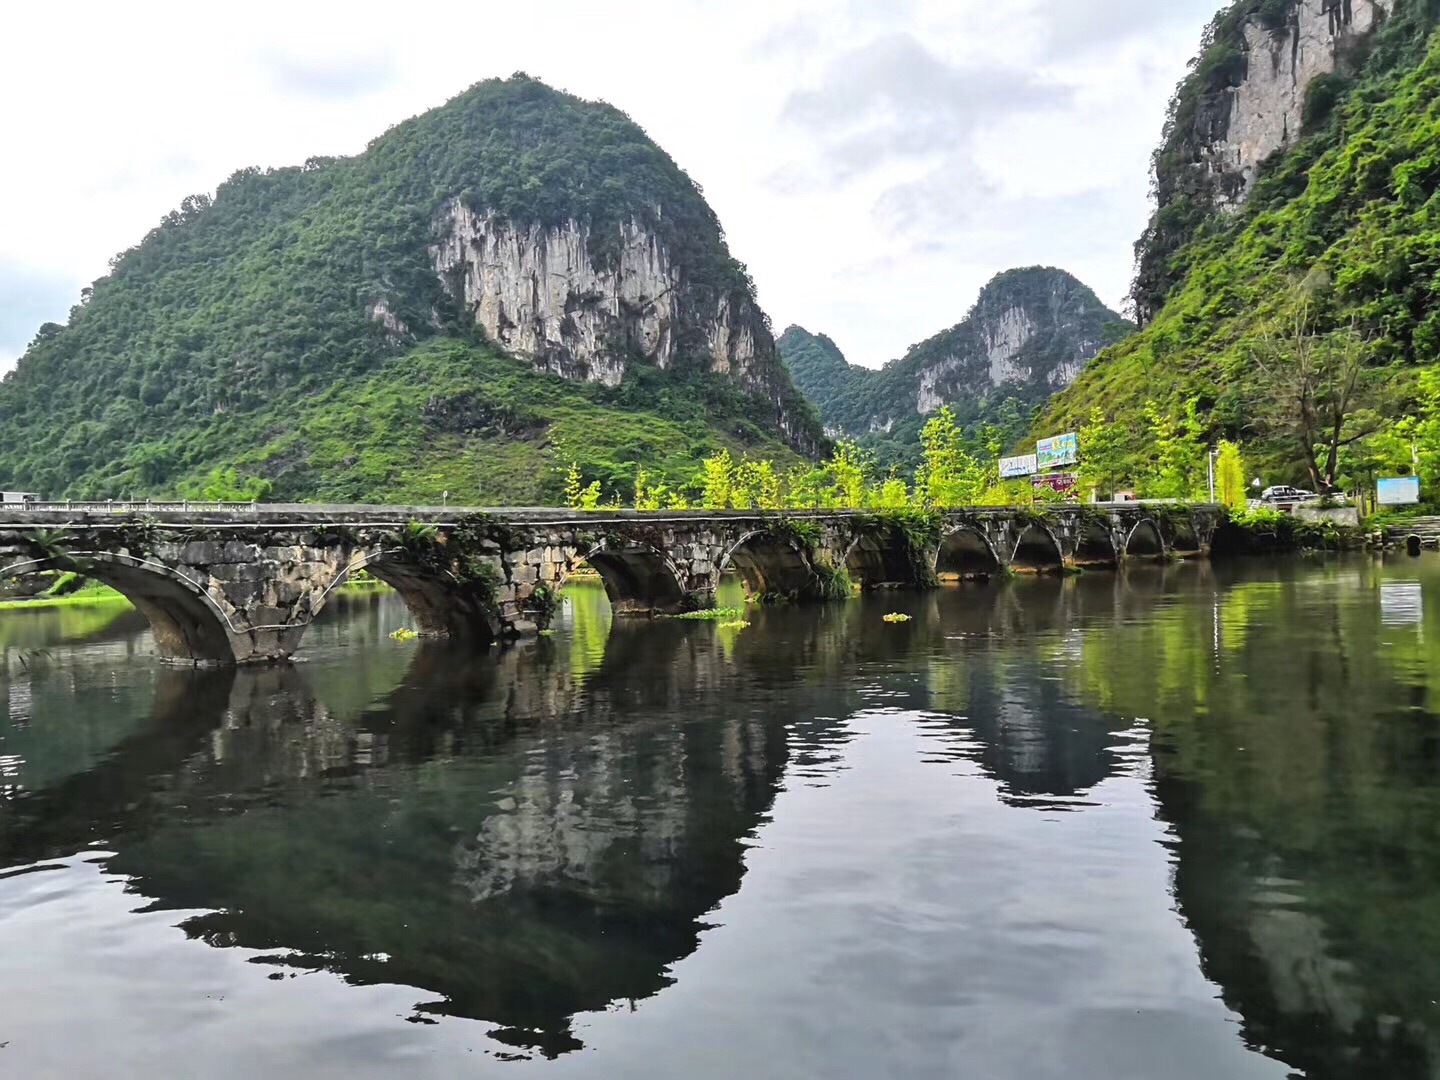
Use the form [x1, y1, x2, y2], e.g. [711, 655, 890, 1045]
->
[0, 504, 1221, 665]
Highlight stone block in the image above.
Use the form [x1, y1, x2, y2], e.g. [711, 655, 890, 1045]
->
[270, 581, 301, 607]
[180, 541, 227, 564]
[209, 562, 266, 584]
[220, 541, 255, 562]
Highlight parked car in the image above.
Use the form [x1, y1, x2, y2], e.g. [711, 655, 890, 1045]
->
[1261, 485, 1314, 502]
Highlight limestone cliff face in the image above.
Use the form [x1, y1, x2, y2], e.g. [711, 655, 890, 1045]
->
[429, 199, 819, 453]
[1210, 0, 1393, 207]
[1133, 0, 1395, 320]
[910, 275, 1120, 417]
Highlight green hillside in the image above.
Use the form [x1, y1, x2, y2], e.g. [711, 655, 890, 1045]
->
[0, 75, 820, 503]
[1040, 1, 1440, 495]
[780, 267, 1131, 469]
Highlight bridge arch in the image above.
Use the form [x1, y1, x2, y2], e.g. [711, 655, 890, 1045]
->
[1073, 522, 1119, 568]
[1125, 519, 1166, 559]
[1012, 524, 1064, 574]
[344, 550, 505, 642]
[1169, 520, 1202, 556]
[934, 527, 1001, 581]
[719, 530, 816, 600]
[0, 551, 253, 663]
[844, 525, 926, 589]
[570, 542, 691, 617]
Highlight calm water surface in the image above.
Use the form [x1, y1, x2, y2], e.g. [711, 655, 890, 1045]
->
[2, 558, 1440, 1078]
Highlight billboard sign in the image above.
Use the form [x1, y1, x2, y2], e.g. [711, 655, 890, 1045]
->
[1377, 476, 1421, 506]
[999, 454, 1038, 479]
[1036, 432, 1079, 469]
[1032, 472, 1079, 497]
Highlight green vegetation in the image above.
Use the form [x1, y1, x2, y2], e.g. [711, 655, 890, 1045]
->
[0, 582, 128, 611]
[0, 75, 819, 501]
[45, 572, 83, 597]
[661, 607, 748, 621]
[578, 406, 1063, 512]
[1054, 5, 1440, 494]
[1220, 504, 1359, 553]
[1215, 440, 1247, 507]
[778, 268, 1132, 471]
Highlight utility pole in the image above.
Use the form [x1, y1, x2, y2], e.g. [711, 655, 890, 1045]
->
[1207, 449, 1217, 503]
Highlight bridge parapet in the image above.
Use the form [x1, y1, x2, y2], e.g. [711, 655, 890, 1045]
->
[0, 504, 1222, 664]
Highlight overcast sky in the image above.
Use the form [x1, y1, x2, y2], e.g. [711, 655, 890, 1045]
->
[0, 0, 1220, 373]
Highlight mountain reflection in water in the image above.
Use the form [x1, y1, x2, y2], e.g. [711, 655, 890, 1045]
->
[1, 559, 1439, 1078]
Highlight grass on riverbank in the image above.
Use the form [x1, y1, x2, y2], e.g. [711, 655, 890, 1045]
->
[0, 586, 130, 611]
[0, 574, 392, 615]
[660, 607, 747, 621]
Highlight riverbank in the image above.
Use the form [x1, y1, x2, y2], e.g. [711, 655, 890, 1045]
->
[0, 576, 395, 614]
[0, 586, 129, 611]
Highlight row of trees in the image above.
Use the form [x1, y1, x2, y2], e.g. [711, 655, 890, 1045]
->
[564, 403, 1255, 512]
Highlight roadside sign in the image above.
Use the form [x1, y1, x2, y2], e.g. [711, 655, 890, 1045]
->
[1377, 477, 1421, 506]
[999, 454, 1038, 479]
[1033, 472, 1078, 496]
[1036, 433, 1079, 469]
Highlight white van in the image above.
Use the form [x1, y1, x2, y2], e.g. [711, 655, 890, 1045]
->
[0, 491, 41, 505]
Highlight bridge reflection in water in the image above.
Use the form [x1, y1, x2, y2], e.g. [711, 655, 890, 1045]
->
[2, 559, 1439, 1074]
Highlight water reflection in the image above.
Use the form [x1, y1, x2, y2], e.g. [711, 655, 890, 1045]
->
[1, 560, 1439, 1076]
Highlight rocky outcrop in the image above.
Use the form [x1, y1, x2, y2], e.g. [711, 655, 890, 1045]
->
[781, 268, 1132, 441]
[1133, 0, 1396, 320]
[429, 200, 819, 454]
[1210, 0, 1393, 208]
[910, 280, 1119, 417]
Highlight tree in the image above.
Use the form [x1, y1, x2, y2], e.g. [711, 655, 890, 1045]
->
[1214, 440, 1247, 507]
[565, 462, 601, 510]
[915, 406, 985, 507]
[1139, 398, 1206, 499]
[826, 439, 871, 508]
[1078, 407, 1129, 498]
[1250, 299, 1390, 490]
[192, 466, 272, 502]
[874, 475, 910, 509]
[700, 450, 734, 510]
[731, 458, 781, 510]
[1410, 369, 1440, 495]
[633, 467, 663, 511]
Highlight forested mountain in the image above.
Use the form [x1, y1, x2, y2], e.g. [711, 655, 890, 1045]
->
[0, 75, 822, 502]
[779, 267, 1132, 466]
[1043, 0, 1440, 492]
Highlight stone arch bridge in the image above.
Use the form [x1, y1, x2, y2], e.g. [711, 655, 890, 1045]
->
[0, 503, 1220, 664]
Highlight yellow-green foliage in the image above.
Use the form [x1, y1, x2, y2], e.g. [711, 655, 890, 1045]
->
[915, 406, 991, 507]
[1215, 440, 1247, 508]
[565, 462, 602, 510]
[658, 405, 1114, 511]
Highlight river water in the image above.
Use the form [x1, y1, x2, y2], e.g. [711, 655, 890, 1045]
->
[1, 558, 1439, 1078]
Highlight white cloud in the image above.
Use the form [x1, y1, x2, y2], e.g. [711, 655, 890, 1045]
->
[0, 0, 1217, 374]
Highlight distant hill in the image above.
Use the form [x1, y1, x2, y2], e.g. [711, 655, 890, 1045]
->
[780, 267, 1132, 465]
[0, 75, 823, 502]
